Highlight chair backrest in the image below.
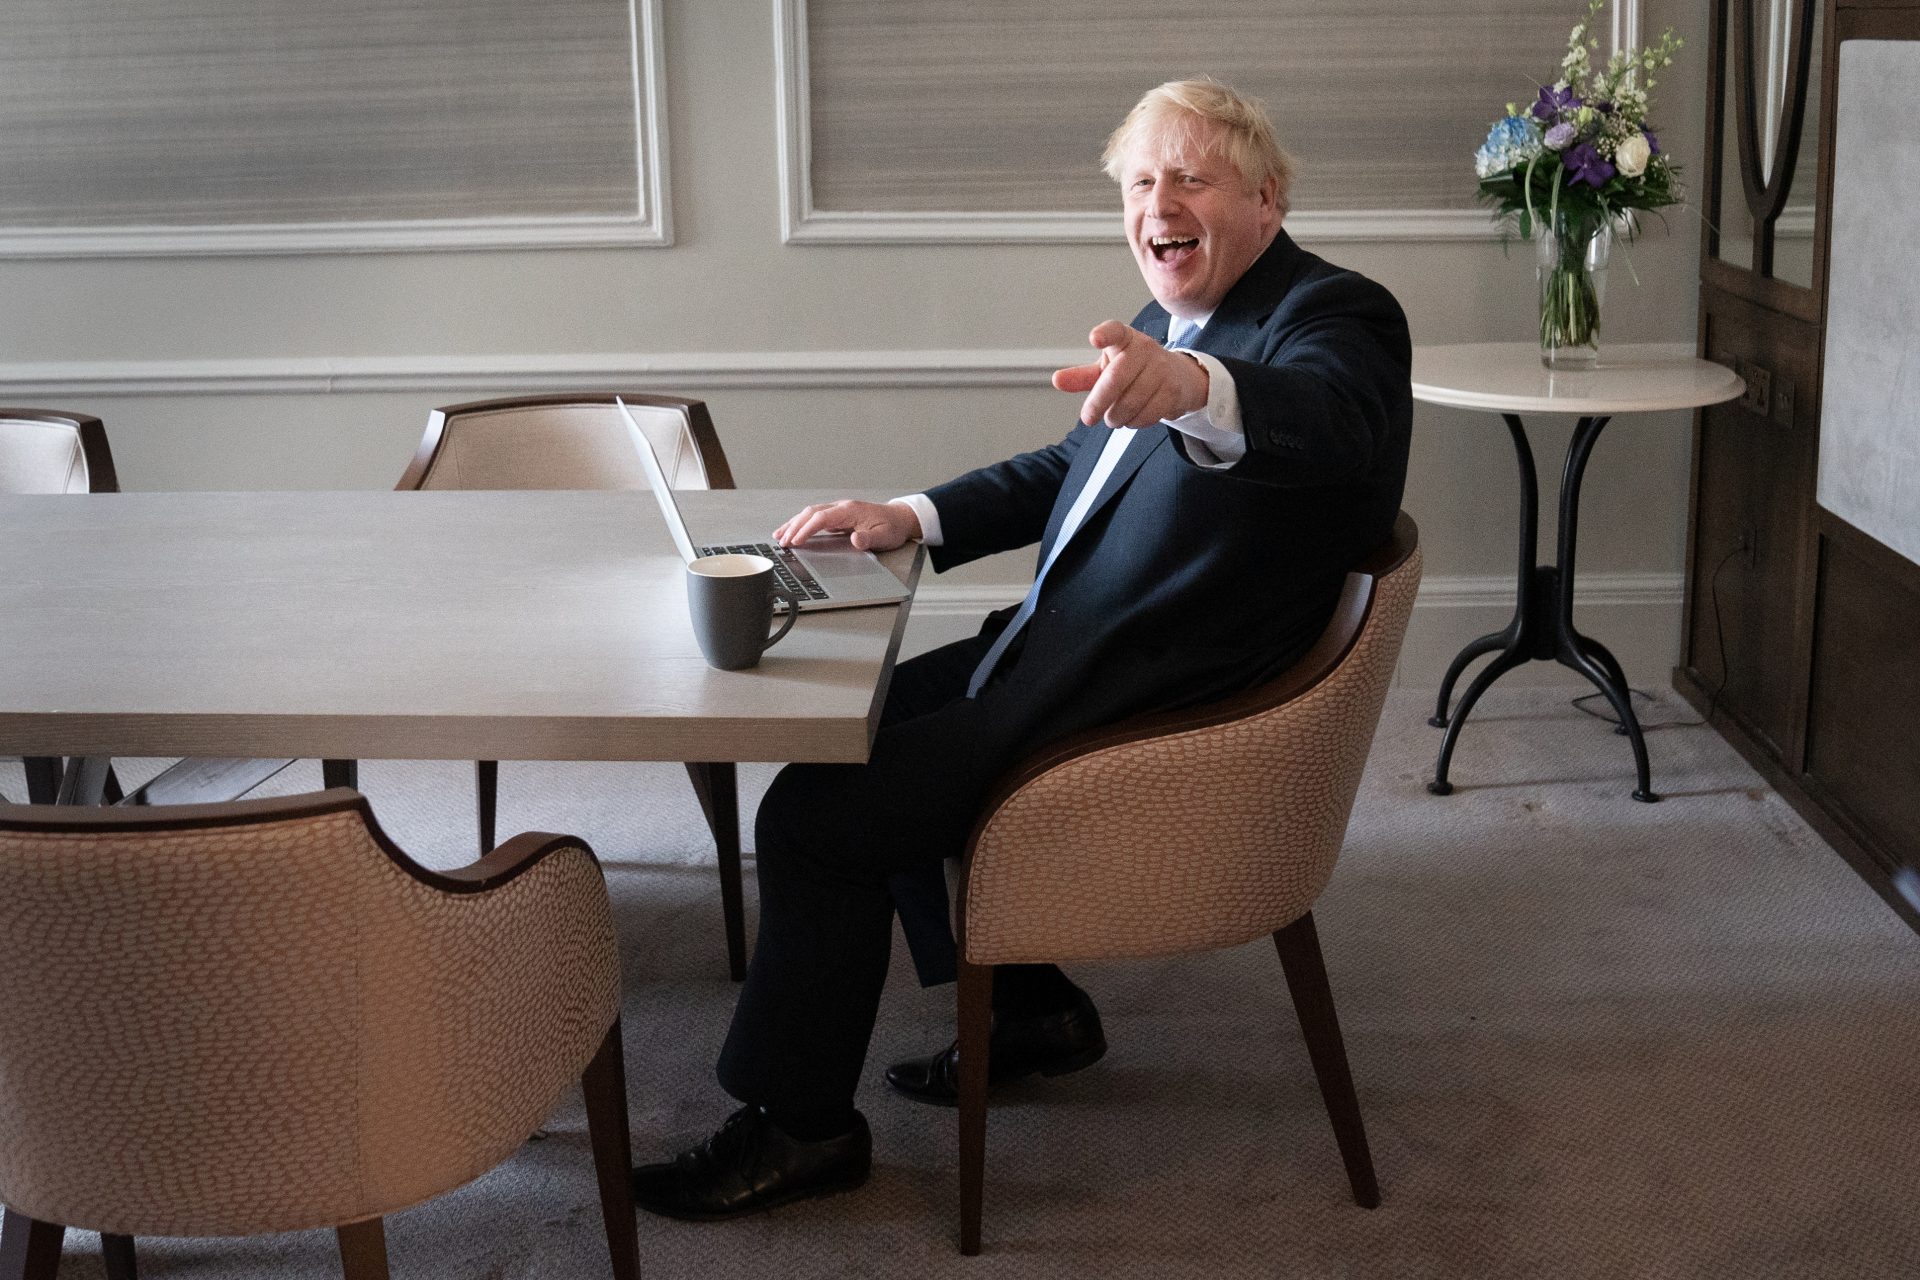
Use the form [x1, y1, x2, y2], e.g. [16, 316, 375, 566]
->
[961, 513, 1423, 966]
[396, 393, 732, 492]
[0, 408, 118, 494]
[0, 790, 619, 1238]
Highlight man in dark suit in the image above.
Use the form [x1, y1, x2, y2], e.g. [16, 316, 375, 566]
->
[632, 78, 1412, 1219]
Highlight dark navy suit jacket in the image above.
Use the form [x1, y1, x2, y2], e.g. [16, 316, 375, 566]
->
[926, 228, 1412, 744]
[890, 229, 1413, 984]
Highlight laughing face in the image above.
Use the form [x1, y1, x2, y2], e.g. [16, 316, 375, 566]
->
[1120, 119, 1282, 320]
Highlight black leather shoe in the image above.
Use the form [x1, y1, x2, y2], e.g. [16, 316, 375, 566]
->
[630, 1105, 872, 1221]
[885, 992, 1107, 1107]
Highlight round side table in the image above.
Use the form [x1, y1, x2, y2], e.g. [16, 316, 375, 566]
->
[1413, 342, 1744, 802]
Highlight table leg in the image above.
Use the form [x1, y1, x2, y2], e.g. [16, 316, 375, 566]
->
[684, 761, 748, 982]
[1429, 414, 1545, 790]
[1428, 413, 1655, 801]
[1549, 415, 1656, 802]
[23, 756, 62, 804]
[1572, 631, 1633, 733]
[55, 756, 114, 806]
[1428, 629, 1512, 728]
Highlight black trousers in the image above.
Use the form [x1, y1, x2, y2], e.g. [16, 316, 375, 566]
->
[716, 630, 1045, 1116]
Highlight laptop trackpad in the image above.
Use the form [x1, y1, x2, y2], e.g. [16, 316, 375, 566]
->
[799, 546, 894, 579]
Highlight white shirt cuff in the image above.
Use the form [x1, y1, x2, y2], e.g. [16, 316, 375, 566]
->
[889, 492, 944, 546]
[1162, 351, 1246, 467]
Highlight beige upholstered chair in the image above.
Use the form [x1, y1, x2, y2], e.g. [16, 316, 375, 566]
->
[396, 392, 730, 493]
[0, 789, 638, 1280]
[0, 408, 117, 498]
[380, 392, 750, 979]
[952, 514, 1422, 1254]
[1, 409, 119, 806]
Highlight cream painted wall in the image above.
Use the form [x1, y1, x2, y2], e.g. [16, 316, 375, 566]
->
[0, 1, 1711, 686]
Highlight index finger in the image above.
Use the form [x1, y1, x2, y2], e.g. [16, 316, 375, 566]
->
[780, 503, 857, 548]
[1051, 357, 1105, 394]
[1078, 346, 1147, 427]
[772, 503, 823, 544]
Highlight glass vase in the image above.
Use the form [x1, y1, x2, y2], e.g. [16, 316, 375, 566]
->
[1536, 213, 1611, 368]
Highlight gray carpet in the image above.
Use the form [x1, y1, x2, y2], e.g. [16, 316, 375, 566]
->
[6, 688, 1919, 1278]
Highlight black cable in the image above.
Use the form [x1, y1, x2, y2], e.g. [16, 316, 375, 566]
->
[1569, 540, 1744, 730]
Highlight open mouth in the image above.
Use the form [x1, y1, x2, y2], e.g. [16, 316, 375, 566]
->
[1149, 234, 1199, 263]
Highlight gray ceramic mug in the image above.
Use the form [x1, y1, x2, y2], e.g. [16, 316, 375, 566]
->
[685, 553, 800, 670]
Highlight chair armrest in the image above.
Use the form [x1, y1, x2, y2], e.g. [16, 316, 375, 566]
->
[434, 829, 599, 890]
[352, 824, 623, 1215]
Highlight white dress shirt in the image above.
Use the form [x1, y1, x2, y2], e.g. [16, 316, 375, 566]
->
[894, 313, 1245, 545]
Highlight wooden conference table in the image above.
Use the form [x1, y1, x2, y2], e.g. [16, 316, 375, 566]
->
[0, 489, 923, 767]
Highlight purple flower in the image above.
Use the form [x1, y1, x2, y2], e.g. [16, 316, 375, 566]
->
[1562, 142, 1615, 187]
[1544, 122, 1577, 150]
[1645, 130, 1661, 155]
[1531, 84, 1580, 121]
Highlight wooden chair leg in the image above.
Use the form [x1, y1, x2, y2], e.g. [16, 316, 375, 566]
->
[321, 759, 359, 790]
[0, 1209, 64, 1280]
[100, 1234, 136, 1280]
[683, 761, 748, 981]
[475, 760, 499, 854]
[334, 1219, 389, 1280]
[957, 958, 993, 1256]
[1272, 912, 1380, 1208]
[581, 1018, 642, 1280]
[23, 756, 62, 804]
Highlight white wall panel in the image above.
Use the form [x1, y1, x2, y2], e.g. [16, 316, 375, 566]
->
[0, 0, 669, 254]
[783, 0, 1628, 243]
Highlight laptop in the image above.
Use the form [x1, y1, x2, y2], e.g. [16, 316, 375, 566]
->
[617, 397, 913, 612]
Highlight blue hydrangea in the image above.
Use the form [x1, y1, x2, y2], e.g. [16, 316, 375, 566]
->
[1475, 114, 1544, 178]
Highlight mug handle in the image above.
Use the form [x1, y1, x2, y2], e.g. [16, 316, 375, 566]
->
[763, 587, 801, 653]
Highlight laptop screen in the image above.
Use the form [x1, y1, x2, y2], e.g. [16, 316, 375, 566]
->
[617, 397, 701, 564]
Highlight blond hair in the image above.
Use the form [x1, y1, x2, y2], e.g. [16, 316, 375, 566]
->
[1102, 78, 1294, 215]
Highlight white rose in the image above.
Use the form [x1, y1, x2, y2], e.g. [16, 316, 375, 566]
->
[1615, 134, 1652, 178]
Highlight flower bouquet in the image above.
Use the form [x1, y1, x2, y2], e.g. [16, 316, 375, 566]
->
[1475, 0, 1683, 366]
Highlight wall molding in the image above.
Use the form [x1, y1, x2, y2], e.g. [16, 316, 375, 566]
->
[0, 1, 671, 259]
[0, 349, 1094, 397]
[775, 0, 1640, 247]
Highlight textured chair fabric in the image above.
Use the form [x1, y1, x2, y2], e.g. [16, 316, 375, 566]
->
[0, 791, 620, 1239]
[412, 401, 715, 491]
[954, 516, 1422, 1254]
[963, 537, 1422, 966]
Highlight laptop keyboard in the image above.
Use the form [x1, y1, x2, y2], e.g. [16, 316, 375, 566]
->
[701, 542, 830, 602]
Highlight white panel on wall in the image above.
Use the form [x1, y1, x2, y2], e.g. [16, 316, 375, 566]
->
[780, 0, 1635, 243]
[0, 0, 670, 255]
[1817, 40, 1920, 567]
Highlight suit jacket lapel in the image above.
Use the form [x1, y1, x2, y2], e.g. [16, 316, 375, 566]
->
[1038, 431, 1110, 555]
[1038, 427, 1168, 565]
